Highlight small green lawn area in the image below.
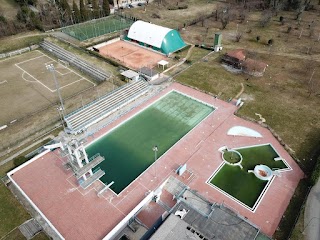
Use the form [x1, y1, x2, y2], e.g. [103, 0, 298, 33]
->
[210, 164, 267, 208]
[210, 144, 289, 208]
[237, 144, 288, 171]
[0, 183, 30, 238]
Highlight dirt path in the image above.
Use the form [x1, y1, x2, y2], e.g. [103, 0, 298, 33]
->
[163, 45, 195, 74]
[235, 83, 244, 99]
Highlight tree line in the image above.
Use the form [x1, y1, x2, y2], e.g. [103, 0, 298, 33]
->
[0, 0, 112, 37]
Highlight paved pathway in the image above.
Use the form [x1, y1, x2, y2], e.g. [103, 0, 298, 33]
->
[304, 177, 320, 240]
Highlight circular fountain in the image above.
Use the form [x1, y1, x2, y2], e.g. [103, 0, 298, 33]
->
[249, 165, 273, 181]
[222, 150, 243, 167]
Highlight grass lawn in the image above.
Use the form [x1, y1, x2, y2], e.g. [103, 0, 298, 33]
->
[0, 183, 30, 238]
[87, 91, 214, 193]
[210, 164, 267, 208]
[0, 33, 45, 53]
[237, 144, 288, 171]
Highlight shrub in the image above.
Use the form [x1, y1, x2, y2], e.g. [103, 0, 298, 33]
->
[151, 13, 161, 19]
[13, 156, 28, 167]
[167, 3, 188, 10]
[256, 36, 260, 42]
[268, 39, 274, 46]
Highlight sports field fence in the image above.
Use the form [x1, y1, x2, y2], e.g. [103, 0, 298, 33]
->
[60, 15, 135, 41]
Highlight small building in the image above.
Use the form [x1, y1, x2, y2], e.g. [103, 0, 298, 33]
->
[243, 58, 268, 77]
[121, 69, 140, 81]
[222, 49, 268, 76]
[139, 67, 159, 81]
[125, 20, 187, 56]
[113, 0, 152, 8]
[221, 49, 246, 69]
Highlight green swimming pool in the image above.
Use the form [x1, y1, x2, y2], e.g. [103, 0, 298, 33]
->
[86, 91, 214, 194]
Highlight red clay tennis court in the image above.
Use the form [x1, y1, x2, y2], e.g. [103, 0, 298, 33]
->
[98, 40, 168, 70]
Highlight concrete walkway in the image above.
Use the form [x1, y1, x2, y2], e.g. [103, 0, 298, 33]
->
[304, 178, 320, 240]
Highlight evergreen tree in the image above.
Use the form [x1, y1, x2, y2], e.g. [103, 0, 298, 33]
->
[60, 0, 72, 23]
[92, 0, 99, 18]
[73, 0, 81, 23]
[80, 0, 88, 21]
[102, 0, 110, 17]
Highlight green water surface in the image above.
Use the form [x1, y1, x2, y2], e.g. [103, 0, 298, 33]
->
[86, 91, 214, 194]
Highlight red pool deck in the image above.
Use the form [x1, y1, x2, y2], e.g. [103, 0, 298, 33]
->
[8, 82, 304, 239]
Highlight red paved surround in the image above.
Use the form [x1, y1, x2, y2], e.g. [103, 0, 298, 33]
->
[10, 83, 304, 239]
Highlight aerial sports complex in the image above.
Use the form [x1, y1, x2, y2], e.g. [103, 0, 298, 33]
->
[6, 19, 303, 240]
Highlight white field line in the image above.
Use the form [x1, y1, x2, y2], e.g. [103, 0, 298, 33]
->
[44, 53, 96, 87]
[0, 50, 43, 63]
[0, 80, 7, 84]
[22, 72, 37, 82]
[54, 68, 73, 76]
[59, 78, 86, 90]
[15, 64, 55, 92]
[14, 54, 46, 65]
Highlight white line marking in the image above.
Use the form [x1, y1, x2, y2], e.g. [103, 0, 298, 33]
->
[59, 78, 85, 90]
[15, 64, 55, 92]
[16, 54, 46, 65]
[22, 72, 37, 82]
[44, 53, 96, 87]
[0, 80, 7, 84]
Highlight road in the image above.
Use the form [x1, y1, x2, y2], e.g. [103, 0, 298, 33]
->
[304, 177, 320, 240]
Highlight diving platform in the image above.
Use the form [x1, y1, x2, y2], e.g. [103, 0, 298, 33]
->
[75, 154, 105, 179]
[80, 169, 105, 189]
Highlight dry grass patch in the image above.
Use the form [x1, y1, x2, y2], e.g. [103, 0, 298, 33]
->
[174, 50, 320, 170]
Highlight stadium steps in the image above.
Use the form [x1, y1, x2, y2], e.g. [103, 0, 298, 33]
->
[18, 219, 42, 240]
[65, 80, 149, 134]
[40, 41, 111, 82]
[80, 169, 105, 189]
[68, 81, 147, 129]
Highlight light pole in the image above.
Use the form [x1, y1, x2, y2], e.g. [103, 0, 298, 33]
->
[46, 64, 65, 118]
[152, 145, 158, 179]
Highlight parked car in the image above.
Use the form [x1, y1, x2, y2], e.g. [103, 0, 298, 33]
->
[127, 4, 134, 8]
[137, 3, 144, 6]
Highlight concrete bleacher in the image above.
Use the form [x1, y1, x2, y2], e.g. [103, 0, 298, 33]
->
[65, 80, 149, 134]
[40, 41, 111, 82]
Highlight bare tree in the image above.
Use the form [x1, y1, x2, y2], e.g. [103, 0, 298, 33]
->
[260, 10, 273, 27]
[235, 32, 243, 42]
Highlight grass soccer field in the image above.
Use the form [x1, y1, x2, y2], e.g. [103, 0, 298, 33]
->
[0, 50, 95, 125]
[209, 144, 289, 209]
[86, 91, 214, 194]
[60, 15, 134, 41]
